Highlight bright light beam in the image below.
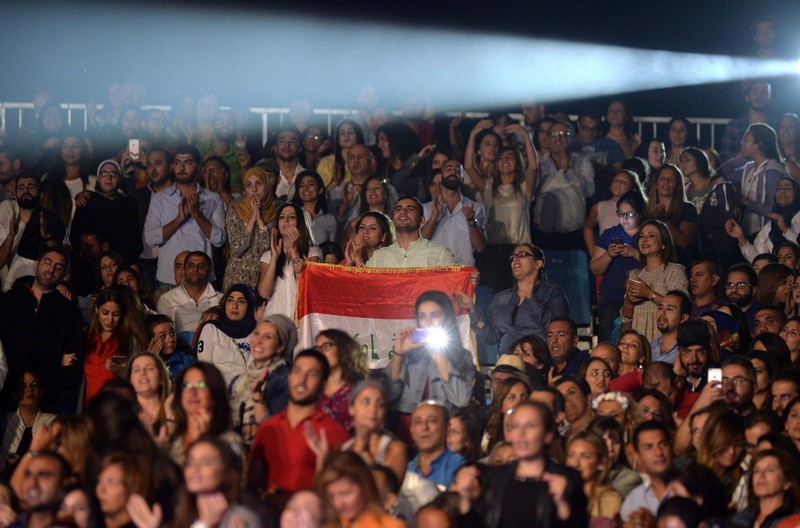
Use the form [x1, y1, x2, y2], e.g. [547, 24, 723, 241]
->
[7, 4, 800, 109]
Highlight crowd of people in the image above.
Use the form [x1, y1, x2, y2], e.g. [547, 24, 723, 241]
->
[2, 26, 800, 525]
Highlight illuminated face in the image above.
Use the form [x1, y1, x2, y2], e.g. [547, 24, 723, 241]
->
[349, 386, 386, 432]
[225, 291, 248, 322]
[297, 175, 321, 204]
[497, 150, 517, 175]
[150, 322, 176, 356]
[364, 179, 386, 207]
[779, 117, 797, 147]
[146, 151, 171, 186]
[35, 252, 67, 290]
[548, 124, 571, 153]
[616, 201, 640, 232]
[689, 263, 717, 298]
[173, 154, 198, 184]
[510, 245, 539, 281]
[97, 162, 121, 194]
[416, 301, 445, 329]
[181, 368, 212, 415]
[96, 301, 122, 334]
[618, 333, 644, 366]
[584, 359, 612, 396]
[752, 455, 789, 500]
[566, 438, 602, 483]
[557, 381, 587, 423]
[780, 320, 800, 356]
[393, 198, 422, 232]
[338, 123, 358, 149]
[635, 429, 672, 477]
[184, 442, 224, 495]
[446, 417, 465, 453]
[245, 173, 267, 200]
[648, 140, 666, 167]
[130, 355, 161, 397]
[668, 121, 688, 147]
[678, 345, 709, 379]
[610, 172, 633, 198]
[411, 404, 446, 453]
[347, 145, 372, 176]
[303, 128, 323, 153]
[501, 381, 530, 414]
[278, 207, 299, 235]
[276, 131, 300, 161]
[358, 216, 385, 250]
[116, 270, 139, 293]
[638, 224, 662, 258]
[251, 322, 283, 364]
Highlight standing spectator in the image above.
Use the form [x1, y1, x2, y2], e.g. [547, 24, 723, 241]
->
[315, 329, 367, 432]
[664, 117, 696, 166]
[720, 80, 775, 162]
[292, 170, 337, 244]
[223, 167, 277, 292]
[645, 165, 698, 270]
[620, 421, 674, 523]
[272, 127, 305, 202]
[143, 145, 226, 287]
[738, 123, 787, 239]
[319, 120, 364, 191]
[533, 120, 595, 249]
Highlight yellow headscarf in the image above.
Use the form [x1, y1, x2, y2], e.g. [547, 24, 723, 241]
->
[233, 167, 278, 225]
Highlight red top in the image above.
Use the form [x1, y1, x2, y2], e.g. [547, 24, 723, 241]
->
[83, 336, 120, 406]
[251, 407, 349, 493]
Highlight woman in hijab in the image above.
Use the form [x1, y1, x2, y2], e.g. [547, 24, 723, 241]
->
[194, 284, 258, 385]
[726, 178, 800, 263]
[223, 167, 278, 292]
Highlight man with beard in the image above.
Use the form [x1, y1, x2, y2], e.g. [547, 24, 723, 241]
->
[366, 196, 457, 268]
[0, 247, 83, 413]
[273, 126, 305, 202]
[198, 110, 246, 195]
[144, 145, 226, 286]
[676, 319, 717, 393]
[421, 160, 486, 266]
[724, 263, 760, 332]
[720, 356, 757, 416]
[249, 349, 348, 494]
[14, 451, 71, 527]
[650, 291, 691, 365]
[0, 175, 65, 291]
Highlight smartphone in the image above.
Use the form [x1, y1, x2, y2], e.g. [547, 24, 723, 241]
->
[611, 237, 623, 246]
[707, 368, 722, 384]
[128, 139, 140, 159]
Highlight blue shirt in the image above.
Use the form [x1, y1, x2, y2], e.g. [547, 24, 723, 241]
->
[555, 348, 590, 376]
[408, 448, 464, 490]
[143, 183, 226, 284]
[598, 225, 639, 302]
[650, 336, 678, 365]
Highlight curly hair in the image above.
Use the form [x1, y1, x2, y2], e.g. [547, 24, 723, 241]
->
[317, 329, 368, 385]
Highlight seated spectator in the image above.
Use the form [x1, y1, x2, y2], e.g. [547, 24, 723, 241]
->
[157, 251, 223, 345]
[620, 421, 674, 523]
[588, 417, 642, 497]
[144, 314, 195, 381]
[547, 318, 590, 378]
[229, 315, 295, 448]
[114, 264, 156, 315]
[316, 450, 406, 528]
[579, 357, 613, 398]
[755, 263, 793, 313]
[407, 401, 463, 491]
[83, 286, 147, 406]
[195, 284, 258, 385]
[446, 409, 482, 463]
[650, 290, 691, 365]
[590, 343, 621, 378]
[249, 349, 349, 495]
[126, 353, 170, 438]
[555, 377, 594, 438]
[565, 430, 622, 526]
[589, 189, 645, 341]
[725, 263, 762, 332]
[459, 244, 569, 354]
[730, 448, 800, 528]
[0, 372, 56, 475]
[483, 377, 531, 456]
[689, 260, 723, 317]
[315, 329, 368, 431]
[621, 219, 689, 343]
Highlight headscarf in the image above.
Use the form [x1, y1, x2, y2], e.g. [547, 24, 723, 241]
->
[263, 314, 298, 364]
[233, 167, 278, 225]
[95, 159, 122, 199]
[205, 284, 257, 339]
[770, 178, 800, 247]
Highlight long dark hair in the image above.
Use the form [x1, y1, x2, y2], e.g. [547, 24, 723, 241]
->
[292, 170, 329, 215]
[275, 203, 313, 279]
[333, 119, 364, 185]
[170, 363, 232, 441]
[316, 329, 368, 385]
[415, 290, 457, 332]
[87, 286, 146, 358]
[748, 122, 783, 162]
[48, 133, 93, 186]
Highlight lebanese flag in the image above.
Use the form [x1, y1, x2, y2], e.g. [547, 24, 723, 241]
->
[296, 262, 477, 369]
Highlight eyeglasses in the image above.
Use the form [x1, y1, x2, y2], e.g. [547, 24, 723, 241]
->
[183, 381, 208, 391]
[724, 282, 751, 290]
[99, 170, 120, 177]
[616, 210, 638, 219]
[549, 130, 570, 138]
[305, 134, 322, 141]
[315, 343, 336, 353]
[509, 251, 535, 261]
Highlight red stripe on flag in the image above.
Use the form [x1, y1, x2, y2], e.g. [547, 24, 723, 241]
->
[297, 263, 477, 321]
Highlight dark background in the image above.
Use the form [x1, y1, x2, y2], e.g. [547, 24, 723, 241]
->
[3, 0, 800, 117]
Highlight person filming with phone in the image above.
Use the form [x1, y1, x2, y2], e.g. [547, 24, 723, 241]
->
[389, 290, 473, 444]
